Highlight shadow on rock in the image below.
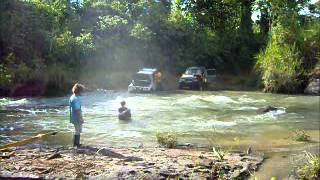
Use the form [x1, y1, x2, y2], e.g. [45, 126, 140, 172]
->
[75, 146, 143, 161]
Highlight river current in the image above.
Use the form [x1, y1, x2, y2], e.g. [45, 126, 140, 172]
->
[0, 90, 319, 178]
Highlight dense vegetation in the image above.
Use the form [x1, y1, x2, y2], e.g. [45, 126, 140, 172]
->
[0, 0, 319, 96]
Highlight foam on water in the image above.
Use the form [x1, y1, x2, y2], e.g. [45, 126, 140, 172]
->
[238, 96, 266, 104]
[204, 95, 238, 104]
[173, 95, 237, 106]
[235, 106, 259, 111]
[0, 98, 29, 106]
[269, 109, 286, 116]
[204, 121, 237, 127]
[235, 108, 287, 124]
[16, 108, 47, 115]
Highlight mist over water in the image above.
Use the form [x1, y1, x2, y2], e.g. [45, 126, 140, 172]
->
[0, 90, 319, 151]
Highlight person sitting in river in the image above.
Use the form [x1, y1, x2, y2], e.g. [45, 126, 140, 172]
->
[118, 101, 131, 120]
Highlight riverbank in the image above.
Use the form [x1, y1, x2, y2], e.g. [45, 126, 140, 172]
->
[1, 69, 319, 97]
[0, 146, 264, 179]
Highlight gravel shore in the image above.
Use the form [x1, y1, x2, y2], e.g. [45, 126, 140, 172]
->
[0, 146, 264, 179]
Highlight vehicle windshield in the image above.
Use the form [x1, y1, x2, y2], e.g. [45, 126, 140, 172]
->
[207, 69, 216, 76]
[133, 73, 151, 86]
[185, 68, 203, 75]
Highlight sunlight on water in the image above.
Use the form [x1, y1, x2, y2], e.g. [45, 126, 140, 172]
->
[0, 90, 319, 151]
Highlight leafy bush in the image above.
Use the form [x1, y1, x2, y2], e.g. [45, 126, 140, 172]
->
[297, 152, 320, 180]
[256, 27, 303, 93]
[156, 132, 178, 148]
[0, 64, 12, 87]
[298, 21, 320, 70]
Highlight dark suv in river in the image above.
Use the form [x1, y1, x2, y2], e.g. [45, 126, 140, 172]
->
[178, 66, 216, 90]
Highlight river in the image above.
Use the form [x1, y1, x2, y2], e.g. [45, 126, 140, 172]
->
[0, 90, 319, 178]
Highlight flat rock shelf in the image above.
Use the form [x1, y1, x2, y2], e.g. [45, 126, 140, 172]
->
[0, 146, 264, 179]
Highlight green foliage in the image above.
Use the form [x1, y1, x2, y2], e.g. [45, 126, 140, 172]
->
[255, 0, 318, 93]
[15, 63, 32, 83]
[0, 64, 11, 87]
[130, 23, 152, 40]
[298, 21, 320, 70]
[256, 37, 303, 93]
[297, 152, 320, 179]
[97, 15, 128, 32]
[156, 132, 178, 148]
[0, 0, 318, 95]
[292, 129, 311, 142]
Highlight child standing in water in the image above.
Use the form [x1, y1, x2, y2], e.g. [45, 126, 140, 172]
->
[69, 83, 85, 147]
[118, 101, 131, 120]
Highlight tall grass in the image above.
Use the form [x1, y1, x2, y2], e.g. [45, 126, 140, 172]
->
[256, 26, 303, 93]
[297, 152, 320, 180]
[256, 20, 320, 94]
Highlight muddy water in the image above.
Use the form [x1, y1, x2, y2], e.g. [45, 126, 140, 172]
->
[0, 90, 319, 178]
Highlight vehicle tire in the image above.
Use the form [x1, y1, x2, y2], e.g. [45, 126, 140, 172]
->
[178, 84, 183, 90]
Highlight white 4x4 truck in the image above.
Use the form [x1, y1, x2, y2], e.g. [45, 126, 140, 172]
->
[128, 68, 161, 93]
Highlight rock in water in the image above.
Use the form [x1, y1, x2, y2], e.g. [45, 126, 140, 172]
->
[258, 106, 278, 113]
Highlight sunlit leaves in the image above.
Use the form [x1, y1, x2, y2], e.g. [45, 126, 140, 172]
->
[256, 25, 303, 93]
[52, 30, 94, 63]
[130, 23, 152, 40]
[97, 15, 128, 32]
[75, 33, 95, 54]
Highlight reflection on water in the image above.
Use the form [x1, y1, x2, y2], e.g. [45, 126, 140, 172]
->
[0, 90, 319, 177]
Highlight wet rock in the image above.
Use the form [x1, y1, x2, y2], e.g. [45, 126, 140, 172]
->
[1, 152, 15, 159]
[193, 167, 210, 173]
[258, 105, 278, 113]
[40, 168, 51, 174]
[46, 153, 62, 160]
[198, 159, 213, 168]
[159, 170, 178, 177]
[186, 163, 194, 168]
[0, 146, 264, 179]
[176, 143, 193, 148]
[123, 156, 143, 162]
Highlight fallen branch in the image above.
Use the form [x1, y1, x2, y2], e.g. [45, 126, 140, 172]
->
[0, 132, 58, 151]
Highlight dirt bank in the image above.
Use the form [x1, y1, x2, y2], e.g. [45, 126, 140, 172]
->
[0, 146, 264, 179]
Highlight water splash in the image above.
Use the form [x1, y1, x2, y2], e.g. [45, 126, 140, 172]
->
[0, 98, 29, 106]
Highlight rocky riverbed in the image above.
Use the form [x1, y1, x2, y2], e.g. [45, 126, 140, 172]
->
[0, 146, 264, 179]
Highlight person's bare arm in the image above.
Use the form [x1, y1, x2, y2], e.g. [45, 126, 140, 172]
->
[76, 109, 84, 123]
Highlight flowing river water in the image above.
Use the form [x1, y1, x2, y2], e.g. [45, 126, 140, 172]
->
[0, 90, 319, 178]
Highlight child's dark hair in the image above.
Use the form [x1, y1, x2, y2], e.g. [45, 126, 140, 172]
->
[72, 83, 85, 94]
[121, 101, 126, 106]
